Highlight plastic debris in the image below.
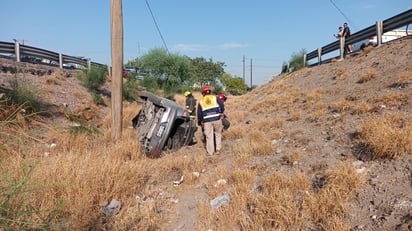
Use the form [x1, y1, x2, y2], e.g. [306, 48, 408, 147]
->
[101, 199, 122, 217]
[193, 172, 200, 178]
[210, 192, 230, 209]
[214, 179, 227, 188]
[45, 143, 57, 148]
[173, 175, 184, 186]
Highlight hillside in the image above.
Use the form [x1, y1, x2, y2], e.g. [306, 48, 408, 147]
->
[0, 36, 411, 230]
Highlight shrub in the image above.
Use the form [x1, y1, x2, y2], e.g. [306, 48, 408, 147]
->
[6, 77, 40, 112]
[0, 162, 64, 230]
[78, 67, 106, 92]
[140, 76, 160, 93]
[122, 78, 139, 102]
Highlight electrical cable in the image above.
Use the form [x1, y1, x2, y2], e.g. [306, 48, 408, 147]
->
[329, 0, 358, 30]
[145, 0, 170, 55]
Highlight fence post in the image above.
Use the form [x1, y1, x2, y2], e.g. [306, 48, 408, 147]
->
[303, 54, 307, 67]
[59, 53, 63, 69]
[376, 21, 383, 47]
[340, 37, 345, 59]
[317, 48, 322, 65]
[87, 60, 91, 70]
[14, 42, 20, 62]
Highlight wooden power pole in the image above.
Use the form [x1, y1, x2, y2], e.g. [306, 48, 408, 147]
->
[242, 55, 245, 84]
[110, 0, 123, 141]
[250, 58, 253, 88]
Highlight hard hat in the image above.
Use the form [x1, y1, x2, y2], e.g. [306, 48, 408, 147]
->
[217, 93, 227, 103]
[184, 91, 191, 97]
[201, 86, 212, 95]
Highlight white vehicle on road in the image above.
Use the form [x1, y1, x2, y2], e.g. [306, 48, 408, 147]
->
[352, 29, 411, 51]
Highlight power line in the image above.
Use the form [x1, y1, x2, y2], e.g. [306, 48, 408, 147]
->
[145, 0, 170, 54]
[329, 0, 358, 30]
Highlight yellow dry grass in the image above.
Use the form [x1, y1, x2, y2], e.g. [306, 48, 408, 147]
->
[303, 88, 324, 108]
[329, 99, 354, 113]
[370, 92, 410, 109]
[358, 113, 412, 159]
[358, 68, 378, 83]
[230, 129, 275, 157]
[334, 68, 350, 81]
[0, 103, 209, 230]
[198, 161, 364, 230]
[395, 70, 412, 85]
[307, 102, 328, 122]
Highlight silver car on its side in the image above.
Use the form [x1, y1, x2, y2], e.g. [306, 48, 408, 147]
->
[132, 91, 197, 158]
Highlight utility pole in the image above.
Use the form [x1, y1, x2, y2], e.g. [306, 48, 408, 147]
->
[110, 0, 123, 141]
[250, 58, 253, 88]
[242, 55, 245, 84]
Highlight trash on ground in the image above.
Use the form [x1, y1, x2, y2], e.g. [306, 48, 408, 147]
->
[101, 199, 122, 217]
[173, 175, 184, 186]
[210, 192, 230, 209]
[214, 179, 227, 188]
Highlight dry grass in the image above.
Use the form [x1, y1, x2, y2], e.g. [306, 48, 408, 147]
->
[335, 68, 350, 81]
[0, 102, 209, 230]
[281, 150, 303, 166]
[395, 70, 412, 87]
[228, 109, 249, 124]
[329, 99, 354, 113]
[307, 161, 365, 230]
[358, 68, 378, 83]
[249, 117, 284, 133]
[251, 85, 301, 114]
[370, 92, 410, 109]
[231, 130, 275, 157]
[222, 124, 245, 140]
[198, 161, 364, 230]
[357, 113, 412, 159]
[308, 102, 328, 122]
[288, 108, 302, 121]
[303, 88, 324, 110]
[362, 45, 374, 54]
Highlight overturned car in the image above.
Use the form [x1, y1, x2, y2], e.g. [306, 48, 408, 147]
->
[132, 91, 197, 157]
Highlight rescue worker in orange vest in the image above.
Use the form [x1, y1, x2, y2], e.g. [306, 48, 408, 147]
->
[197, 86, 224, 156]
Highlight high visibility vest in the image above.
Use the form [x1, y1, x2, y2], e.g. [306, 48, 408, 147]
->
[199, 95, 221, 122]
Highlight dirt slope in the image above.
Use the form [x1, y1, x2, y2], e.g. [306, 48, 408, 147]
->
[166, 37, 412, 230]
[247, 37, 412, 230]
[0, 36, 411, 230]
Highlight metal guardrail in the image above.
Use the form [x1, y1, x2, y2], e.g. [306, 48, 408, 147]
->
[305, 8, 412, 66]
[0, 41, 106, 69]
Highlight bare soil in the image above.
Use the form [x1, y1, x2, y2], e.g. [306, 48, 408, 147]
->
[0, 36, 411, 230]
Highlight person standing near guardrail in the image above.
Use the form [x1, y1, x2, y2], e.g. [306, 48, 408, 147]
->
[343, 22, 353, 53]
[334, 26, 343, 39]
[197, 86, 224, 156]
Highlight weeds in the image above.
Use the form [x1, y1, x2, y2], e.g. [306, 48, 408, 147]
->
[393, 70, 412, 88]
[122, 77, 139, 102]
[357, 113, 412, 159]
[77, 67, 106, 92]
[6, 76, 40, 112]
[358, 68, 378, 83]
[0, 161, 64, 230]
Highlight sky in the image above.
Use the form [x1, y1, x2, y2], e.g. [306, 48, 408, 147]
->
[1, 1, 411, 86]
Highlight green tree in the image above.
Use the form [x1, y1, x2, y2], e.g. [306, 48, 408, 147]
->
[219, 73, 248, 95]
[288, 49, 307, 72]
[136, 48, 191, 94]
[189, 57, 225, 88]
